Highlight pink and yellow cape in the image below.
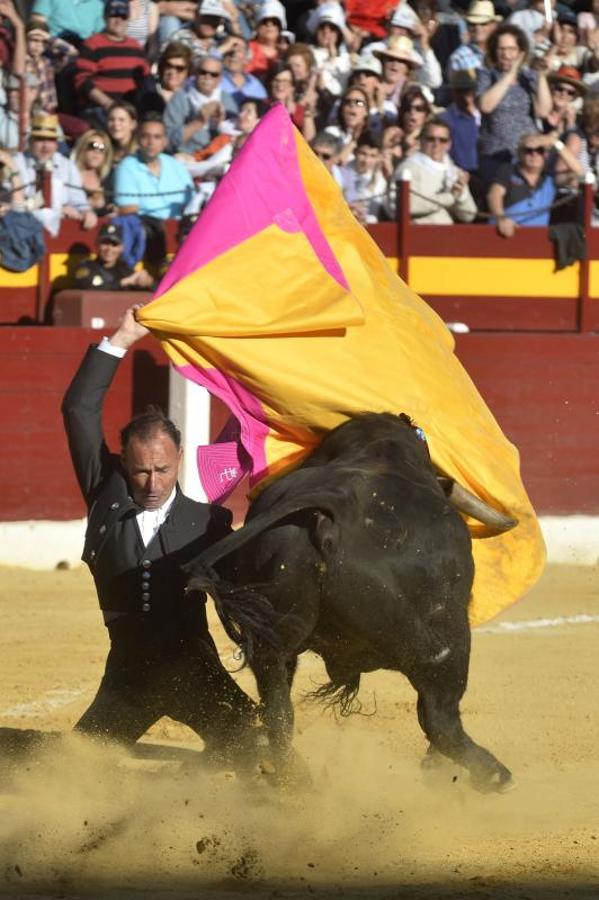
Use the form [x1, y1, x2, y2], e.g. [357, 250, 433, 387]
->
[138, 105, 545, 626]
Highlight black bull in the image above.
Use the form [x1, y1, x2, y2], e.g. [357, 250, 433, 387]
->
[185, 412, 514, 792]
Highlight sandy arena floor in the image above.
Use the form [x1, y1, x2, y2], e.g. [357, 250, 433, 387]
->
[0, 562, 598, 900]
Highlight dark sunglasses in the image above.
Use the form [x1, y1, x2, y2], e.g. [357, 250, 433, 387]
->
[260, 17, 280, 25]
[87, 140, 106, 151]
[107, 12, 128, 19]
[522, 145, 546, 155]
[165, 62, 188, 72]
[552, 84, 577, 97]
[343, 97, 367, 107]
[315, 149, 333, 159]
[425, 135, 449, 143]
[198, 69, 220, 78]
[99, 238, 121, 246]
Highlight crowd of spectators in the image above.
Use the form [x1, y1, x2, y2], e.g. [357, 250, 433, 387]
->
[0, 0, 598, 268]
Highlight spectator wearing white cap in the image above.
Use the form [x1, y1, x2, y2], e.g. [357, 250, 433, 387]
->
[447, 0, 501, 75]
[373, 35, 423, 117]
[307, 3, 353, 98]
[247, 0, 286, 78]
[348, 51, 386, 122]
[166, 0, 241, 63]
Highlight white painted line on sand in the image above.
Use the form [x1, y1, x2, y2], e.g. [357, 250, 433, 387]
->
[1, 688, 83, 718]
[478, 614, 599, 634]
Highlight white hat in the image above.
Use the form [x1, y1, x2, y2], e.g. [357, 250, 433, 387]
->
[389, 4, 421, 33]
[373, 35, 423, 67]
[199, 0, 231, 21]
[307, 2, 346, 34]
[256, 0, 287, 29]
[465, 0, 502, 23]
[352, 51, 383, 77]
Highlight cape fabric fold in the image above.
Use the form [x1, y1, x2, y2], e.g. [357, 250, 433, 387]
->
[138, 104, 545, 626]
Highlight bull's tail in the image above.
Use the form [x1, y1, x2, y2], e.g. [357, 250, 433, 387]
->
[306, 674, 364, 717]
[187, 568, 278, 662]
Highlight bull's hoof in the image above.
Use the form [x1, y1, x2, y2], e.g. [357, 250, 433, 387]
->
[470, 764, 514, 794]
[259, 750, 313, 791]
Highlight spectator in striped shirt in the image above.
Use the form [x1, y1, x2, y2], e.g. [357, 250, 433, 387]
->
[74, 0, 155, 129]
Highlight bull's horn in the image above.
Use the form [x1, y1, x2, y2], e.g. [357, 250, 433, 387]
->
[439, 478, 518, 533]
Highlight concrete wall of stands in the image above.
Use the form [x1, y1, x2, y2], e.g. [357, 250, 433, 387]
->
[1, 207, 598, 521]
[2, 326, 598, 522]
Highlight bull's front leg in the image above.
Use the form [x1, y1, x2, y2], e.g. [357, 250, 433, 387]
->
[252, 652, 310, 785]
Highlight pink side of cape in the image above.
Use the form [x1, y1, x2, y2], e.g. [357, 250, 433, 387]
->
[177, 363, 269, 502]
[154, 104, 350, 298]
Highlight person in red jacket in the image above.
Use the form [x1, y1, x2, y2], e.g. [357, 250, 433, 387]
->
[74, 0, 155, 128]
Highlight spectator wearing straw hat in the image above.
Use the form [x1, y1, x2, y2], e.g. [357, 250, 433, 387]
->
[14, 112, 97, 234]
[373, 35, 423, 116]
[447, 0, 501, 74]
[371, 4, 442, 90]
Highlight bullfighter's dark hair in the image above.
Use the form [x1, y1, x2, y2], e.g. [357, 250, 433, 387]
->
[120, 405, 181, 450]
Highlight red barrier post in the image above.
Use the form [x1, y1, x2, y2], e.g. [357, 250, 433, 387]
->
[35, 167, 53, 323]
[578, 174, 595, 333]
[397, 170, 411, 283]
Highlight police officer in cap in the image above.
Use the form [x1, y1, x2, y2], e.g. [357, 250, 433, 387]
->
[74, 222, 154, 290]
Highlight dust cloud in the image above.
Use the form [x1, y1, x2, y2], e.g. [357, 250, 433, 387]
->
[1, 564, 599, 898]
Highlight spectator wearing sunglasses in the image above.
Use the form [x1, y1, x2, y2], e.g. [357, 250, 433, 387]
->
[71, 128, 114, 216]
[310, 131, 344, 186]
[543, 66, 586, 138]
[74, 221, 154, 289]
[487, 131, 581, 236]
[397, 85, 432, 158]
[388, 117, 477, 224]
[74, 0, 153, 128]
[164, 52, 237, 154]
[324, 86, 373, 165]
[156, 42, 193, 107]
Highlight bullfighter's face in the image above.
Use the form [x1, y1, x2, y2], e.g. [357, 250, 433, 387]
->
[122, 431, 182, 510]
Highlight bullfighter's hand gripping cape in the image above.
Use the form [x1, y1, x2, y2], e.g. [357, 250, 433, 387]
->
[138, 104, 545, 626]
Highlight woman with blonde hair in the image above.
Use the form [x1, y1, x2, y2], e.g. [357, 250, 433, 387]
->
[71, 130, 114, 216]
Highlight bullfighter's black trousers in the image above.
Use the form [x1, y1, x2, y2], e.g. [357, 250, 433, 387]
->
[74, 615, 257, 756]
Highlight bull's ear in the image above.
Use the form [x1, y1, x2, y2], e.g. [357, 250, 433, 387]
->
[312, 510, 339, 558]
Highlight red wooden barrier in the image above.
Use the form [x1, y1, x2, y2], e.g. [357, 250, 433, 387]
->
[1, 327, 598, 521]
